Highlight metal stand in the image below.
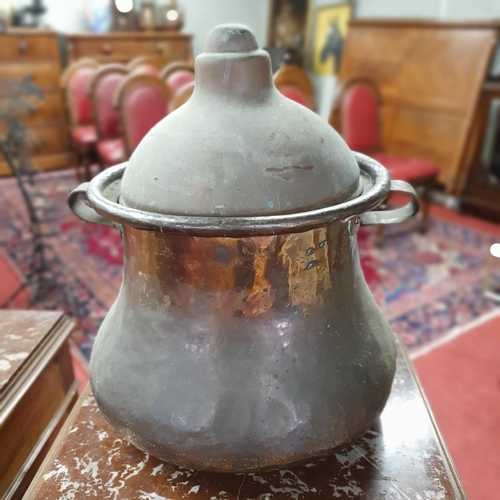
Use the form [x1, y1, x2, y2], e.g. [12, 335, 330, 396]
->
[0, 78, 76, 313]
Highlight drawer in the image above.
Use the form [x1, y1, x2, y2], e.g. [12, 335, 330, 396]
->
[136, 40, 190, 60]
[0, 123, 68, 157]
[0, 62, 60, 91]
[0, 34, 57, 60]
[0, 91, 65, 124]
[25, 122, 69, 157]
[69, 39, 136, 59]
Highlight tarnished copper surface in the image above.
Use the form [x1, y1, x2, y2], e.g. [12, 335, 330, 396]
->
[0, 310, 62, 392]
[27, 339, 465, 499]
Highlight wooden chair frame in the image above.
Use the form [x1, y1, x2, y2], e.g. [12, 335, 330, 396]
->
[114, 73, 172, 156]
[160, 61, 195, 82]
[273, 62, 316, 111]
[169, 81, 194, 113]
[60, 58, 99, 182]
[60, 58, 99, 128]
[127, 55, 163, 72]
[87, 63, 128, 140]
[329, 75, 436, 245]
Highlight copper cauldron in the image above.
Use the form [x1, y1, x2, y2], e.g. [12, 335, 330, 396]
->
[69, 25, 419, 473]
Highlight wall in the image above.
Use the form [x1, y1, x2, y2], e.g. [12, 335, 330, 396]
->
[13, 0, 88, 32]
[181, 0, 268, 56]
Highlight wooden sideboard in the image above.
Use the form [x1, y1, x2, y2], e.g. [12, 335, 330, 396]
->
[66, 31, 193, 65]
[0, 29, 74, 176]
[338, 19, 498, 194]
[0, 310, 77, 500]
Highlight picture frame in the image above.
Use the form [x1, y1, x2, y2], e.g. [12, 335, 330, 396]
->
[307, 2, 352, 76]
[267, 0, 311, 62]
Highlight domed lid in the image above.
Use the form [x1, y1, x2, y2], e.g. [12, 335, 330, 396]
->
[120, 24, 360, 217]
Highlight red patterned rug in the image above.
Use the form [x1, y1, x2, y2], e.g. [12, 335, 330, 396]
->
[1, 168, 499, 361]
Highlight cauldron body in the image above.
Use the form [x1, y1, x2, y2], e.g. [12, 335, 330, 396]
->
[90, 221, 395, 472]
[68, 23, 420, 473]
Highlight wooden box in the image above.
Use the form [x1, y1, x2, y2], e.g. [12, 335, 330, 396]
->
[0, 311, 78, 500]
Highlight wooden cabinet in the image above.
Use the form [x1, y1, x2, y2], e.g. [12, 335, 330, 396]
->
[339, 20, 498, 194]
[0, 311, 77, 500]
[0, 30, 74, 176]
[460, 80, 500, 219]
[66, 32, 193, 65]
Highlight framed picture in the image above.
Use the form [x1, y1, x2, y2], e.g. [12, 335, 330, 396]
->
[309, 3, 352, 76]
[267, 0, 311, 59]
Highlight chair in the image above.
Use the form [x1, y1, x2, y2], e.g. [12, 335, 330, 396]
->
[169, 81, 194, 113]
[60, 58, 99, 180]
[114, 73, 172, 156]
[273, 60, 316, 111]
[127, 56, 162, 76]
[160, 61, 195, 95]
[329, 76, 439, 245]
[87, 64, 128, 168]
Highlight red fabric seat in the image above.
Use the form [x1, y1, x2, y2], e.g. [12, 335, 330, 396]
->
[371, 152, 440, 184]
[167, 71, 195, 94]
[97, 138, 126, 166]
[279, 86, 308, 107]
[71, 125, 98, 148]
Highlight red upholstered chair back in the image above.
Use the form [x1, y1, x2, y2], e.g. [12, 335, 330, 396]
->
[161, 61, 195, 92]
[89, 64, 128, 139]
[169, 81, 194, 112]
[329, 76, 381, 153]
[60, 58, 99, 127]
[273, 62, 316, 111]
[69, 67, 95, 125]
[167, 70, 195, 94]
[279, 87, 308, 107]
[115, 74, 172, 155]
[342, 83, 380, 152]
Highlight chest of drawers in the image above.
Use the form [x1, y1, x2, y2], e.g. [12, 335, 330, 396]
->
[0, 29, 74, 176]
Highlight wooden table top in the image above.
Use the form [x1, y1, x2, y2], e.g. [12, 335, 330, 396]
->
[0, 310, 63, 394]
[25, 339, 466, 499]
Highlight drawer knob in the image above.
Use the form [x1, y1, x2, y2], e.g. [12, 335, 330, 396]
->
[18, 39, 28, 53]
[155, 43, 168, 54]
[101, 43, 112, 54]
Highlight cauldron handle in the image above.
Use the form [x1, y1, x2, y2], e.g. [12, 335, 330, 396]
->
[68, 182, 115, 227]
[360, 180, 419, 226]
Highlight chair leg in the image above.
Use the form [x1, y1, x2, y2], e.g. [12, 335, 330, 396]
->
[418, 180, 434, 234]
[375, 224, 385, 248]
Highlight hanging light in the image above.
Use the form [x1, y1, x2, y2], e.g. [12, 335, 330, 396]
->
[166, 9, 179, 21]
[115, 0, 134, 14]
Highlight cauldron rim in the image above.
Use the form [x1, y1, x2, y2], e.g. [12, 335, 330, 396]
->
[69, 153, 419, 237]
